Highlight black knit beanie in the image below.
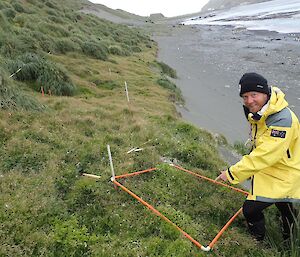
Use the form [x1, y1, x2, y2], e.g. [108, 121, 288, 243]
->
[239, 73, 270, 97]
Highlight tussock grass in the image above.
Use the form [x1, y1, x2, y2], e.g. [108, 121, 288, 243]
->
[109, 45, 129, 56]
[7, 53, 76, 96]
[156, 61, 178, 79]
[12, 2, 26, 13]
[81, 41, 109, 60]
[0, 67, 43, 111]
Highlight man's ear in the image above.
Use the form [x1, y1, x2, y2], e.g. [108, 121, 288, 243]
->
[243, 105, 250, 120]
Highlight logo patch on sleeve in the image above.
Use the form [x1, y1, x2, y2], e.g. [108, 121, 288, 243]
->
[270, 129, 286, 138]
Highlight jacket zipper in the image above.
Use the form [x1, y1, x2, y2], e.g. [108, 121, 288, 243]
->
[250, 124, 257, 195]
[253, 124, 258, 148]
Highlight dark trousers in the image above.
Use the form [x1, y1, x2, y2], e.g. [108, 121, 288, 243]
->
[243, 200, 296, 241]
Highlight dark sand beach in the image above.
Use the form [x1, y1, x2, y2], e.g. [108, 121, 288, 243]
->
[153, 24, 300, 143]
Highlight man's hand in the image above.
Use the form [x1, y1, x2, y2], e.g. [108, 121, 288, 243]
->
[215, 170, 228, 182]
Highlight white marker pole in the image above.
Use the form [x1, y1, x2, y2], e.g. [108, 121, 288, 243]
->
[109, 68, 111, 76]
[107, 145, 115, 181]
[9, 67, 22, 78]
[125, 81, 130, 102]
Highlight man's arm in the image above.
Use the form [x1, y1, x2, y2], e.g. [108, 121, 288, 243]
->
[225, 125, 293, 184]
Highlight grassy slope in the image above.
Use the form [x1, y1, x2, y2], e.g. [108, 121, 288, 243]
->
[0, 0, 297, 256]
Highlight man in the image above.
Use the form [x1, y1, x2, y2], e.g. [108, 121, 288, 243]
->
[216, 72, 300, 242]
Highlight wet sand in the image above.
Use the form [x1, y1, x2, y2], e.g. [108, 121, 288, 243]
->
[153, 24, 300, 143]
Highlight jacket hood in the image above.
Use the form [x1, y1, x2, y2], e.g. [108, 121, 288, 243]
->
[265, 86, 288, 116]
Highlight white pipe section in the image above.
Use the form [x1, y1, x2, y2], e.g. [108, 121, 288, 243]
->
[107, 144, 115, 181]
[9, 67, 22, 78]
[82, 173, 101, 179]
[125, 81, 130, 102]
[201, 246, 211, 252]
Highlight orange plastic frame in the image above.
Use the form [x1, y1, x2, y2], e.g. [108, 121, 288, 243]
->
[82, 164, 249, 252]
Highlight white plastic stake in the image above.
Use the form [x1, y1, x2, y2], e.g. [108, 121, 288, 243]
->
[125, 81, 130, 102]
[9, 67, 22, 78]
[107, 145, 115, 181]
[109, 68, 111, 76]
[82, 173, 101, 179]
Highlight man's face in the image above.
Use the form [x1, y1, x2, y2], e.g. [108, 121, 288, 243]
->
[242, 91, 268, 113]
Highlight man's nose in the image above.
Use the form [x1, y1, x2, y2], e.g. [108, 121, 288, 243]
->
[244, 97, 253, 106]
[246, 97, 254, 104]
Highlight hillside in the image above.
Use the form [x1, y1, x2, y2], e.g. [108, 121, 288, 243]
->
[0, 0, 295, 256]
[80, 1, 147, 25]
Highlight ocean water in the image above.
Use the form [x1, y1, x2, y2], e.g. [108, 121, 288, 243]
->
[183, 0, 300, 34]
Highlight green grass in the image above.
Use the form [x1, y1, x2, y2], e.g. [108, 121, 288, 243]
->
[0, 0, 299, 256]
[233, 140, 251, 156]
[156, 61, 177, 79]
[157, 76, 184, 103]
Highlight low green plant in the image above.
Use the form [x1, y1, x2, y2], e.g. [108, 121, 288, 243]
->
[156, 61, 177, 78]
[264, 205, 300, 256]
[54, 38, 77, 54]
[0, 67, 43, 110]
[109, 45, 126, 56]
[233, 140, 251, 155]
[51, 215, 96, 257]
[81, 41, 109, 61]
[0, 33, 29, 57]
[45, 1, 59, 10]
[38, 21, 70, 37]
[157, 77, 183, 103]
[290, 214, 300, 257]
[131, 46, 142, 52]
[12, 2, 25, 13]
[48, 15, 65, 24]
[2, 8, 16, 20]
[93, 80, 119, 90]
[0, 11, 10, 31]
[1, 140, 48, 173]
[26, 0, 37, 4]
[157, 77, 177, 91]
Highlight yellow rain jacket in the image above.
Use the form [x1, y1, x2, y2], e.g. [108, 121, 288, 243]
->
[226, 87, 300, 202]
